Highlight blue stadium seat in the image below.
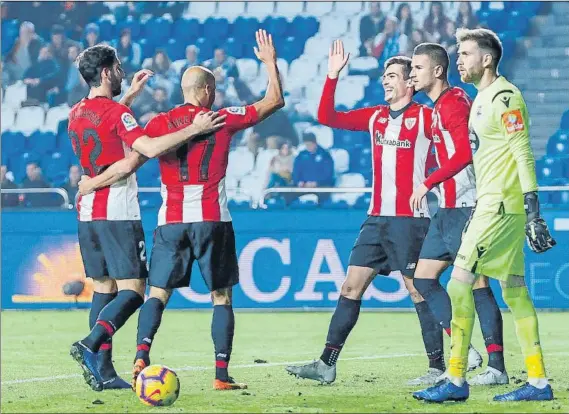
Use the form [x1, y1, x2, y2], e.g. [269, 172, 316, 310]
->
[166, 39, 185, 61]
[172, 17, 201, 44]
[138, 38, 156, 60]
[1, 132, 26, 157]
[280, 36, 304, 63]
[262, 16, 289, 38]
[139, 193, 162, 208]
[560, 110, 569, 130]
[506, 12, 531, 36]
[43, 152, 70, 182]
[223, 38, 244, 59]
[547, 130, 569, 157]
[549, 190, 569, 207]
[143, 17, 173, 43]
[203, 17, 230, 41]
[321, 199, 349, 209]
[97, 19, 115, 41]
[1, 19, 18, 55]
[232, 17, 259, 41]
[487, 10, 507, 32]
[536, 157, 564, 183]
[57, 135, 76, 160]
[28, 131, 57, 155]
[289, 197, 318, 209]
[364, 83, 385, 102]
[116, 16, 142, 40]
[291, 16, 319, 39]
[264, 196, 286, 209]
[228, 199, 251, 209]
[358, 148, 373, 173]
[240, 40, 258, 60]
[196, 37, 216, 61]
[354, 194, 372, 210]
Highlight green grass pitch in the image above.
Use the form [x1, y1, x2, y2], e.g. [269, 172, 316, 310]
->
[1, 311, 568, 413]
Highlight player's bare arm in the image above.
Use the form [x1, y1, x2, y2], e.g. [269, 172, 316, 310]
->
[132, 111, 227, 158]
[119, 69, 154, 107]
[251, 29, 285, 121]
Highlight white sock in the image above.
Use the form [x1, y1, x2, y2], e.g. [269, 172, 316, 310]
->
[528, 378, 549, 389]
[449, 375, 465, 387]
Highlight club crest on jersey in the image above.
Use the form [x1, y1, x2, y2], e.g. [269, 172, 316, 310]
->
[378, 117, 388, 124]
[432, 134, 441, 143]
[404, 118, 416, 130]
[121, 112, 138, 131]
[502, 109, 525, 134]
[226, 106, 246, 115]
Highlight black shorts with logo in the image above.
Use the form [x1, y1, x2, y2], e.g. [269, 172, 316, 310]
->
[348, 216, 430, 277]
[78, 220, 148, 280]
[149, 221, 239, 291]
[419, 207, 473, 262]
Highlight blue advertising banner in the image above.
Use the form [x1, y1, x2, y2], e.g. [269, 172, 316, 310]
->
[2, 209, 568, 310]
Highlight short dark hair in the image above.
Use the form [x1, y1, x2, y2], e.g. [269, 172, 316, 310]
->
[77, 45, 118, 88]
[455, 28, 503, 69]
[384, 56, 412, 79]
[413, 42, 449, 78]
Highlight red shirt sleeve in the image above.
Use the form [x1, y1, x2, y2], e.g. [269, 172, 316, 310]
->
[423, 97, 473, 190]
[318, 76, 379, 131]
[143, 113, 168, 138]
[221, 105, 259, 134]
[113, 104, 146, 147]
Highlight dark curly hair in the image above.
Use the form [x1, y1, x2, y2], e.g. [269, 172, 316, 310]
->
[77, 44, 118, 88]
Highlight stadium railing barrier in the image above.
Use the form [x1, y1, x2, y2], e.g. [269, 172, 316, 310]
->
[1, 188, 71, 208]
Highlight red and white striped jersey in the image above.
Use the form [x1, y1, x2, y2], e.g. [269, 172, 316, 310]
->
[144, 104, 259, 226]
[68, 97, 145, 221]
[424, 87, 476, 208]
[319, 76, 435, 218]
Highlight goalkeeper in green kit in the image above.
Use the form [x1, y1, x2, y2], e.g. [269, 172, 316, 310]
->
[413, 28, 556, 403]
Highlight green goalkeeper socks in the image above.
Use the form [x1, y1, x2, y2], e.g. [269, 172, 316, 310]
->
[447, 278, 475, 380]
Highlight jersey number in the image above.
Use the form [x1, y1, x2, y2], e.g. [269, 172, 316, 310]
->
[176, 134, 216, 182]
[69, 129, 102, 176]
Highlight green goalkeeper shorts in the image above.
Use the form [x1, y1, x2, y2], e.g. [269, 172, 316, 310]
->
[454, 207, 526, 280]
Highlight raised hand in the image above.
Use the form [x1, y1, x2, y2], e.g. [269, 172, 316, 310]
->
[192, 111, 227, 135]
[120, 69, 154, 107]
[253, 29, 276, 64]
[328, 39, 350, 79]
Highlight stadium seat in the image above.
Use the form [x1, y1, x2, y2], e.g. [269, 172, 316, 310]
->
[334, 82, 365, 108]
[358, 148, 373, 173]
[264, 195, 286, 209]
[246, 1, 276, 19]
[222, 38, 243, 59]
[290, 194, 319, 209]
[117, 15, 142, 40]
[139, 192, 162, 208]
[319, 15, 349, 38]
[354, 193, 372, 210]
[195, 38, 215, 61]
[560, 110, 569, 130]
[261, 16, 289, 37]
[239, 173, 264, 206]
[333, 1, 364, 16]
[172, 17, 201, 43]
[331, 172, 366, 205]
[1, 19, 18, 55]
[227, 148, 255, 180]
[287, 58, 319, 90]
[43, 105, 71, 134]
[28, 131, 57, 155]
[3, 82, 27, 110]
[232, 16, 260, 40]
[188, 1, 218, 21]
[254, 148, 279, 177]
[228, 194, 252, 209]
[280, 36, 305, 63]
[14, 106, 45, 137]
[305, 125, 334, 149]
[349, 56, 380, 74]
[165, 39, 185, 61]
[305, 2, 333, 17]
[43, 152, 70, 182]
[303, 35, 333, 59]
[171, 59, 187, 76]
[292, 16, 319, 39]
[275, 1, 304, 18]
[236, 58, 259, 83]
[321, 198, 350, 209]
[547, 130, 569, 157]
[536, 157, 564, 182]
[96, 18, 115, 41]
[330, 148, 350, 174]
[138, 38, 156, 60]
[1, 132, 26, 157]
[220, 1, 246, 20]
[203, 17, 230, 41]
[1, 107, 15, 132]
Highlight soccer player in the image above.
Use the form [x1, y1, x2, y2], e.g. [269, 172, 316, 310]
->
[406, 43, 506, 386]
[286, 40, 435, 384]
[413, 28, 556, 403]
[68, 45, 226, 392]
[80, 30, 284, 391]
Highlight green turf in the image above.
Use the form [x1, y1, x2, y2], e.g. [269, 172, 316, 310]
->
[1, 311, 567, 413]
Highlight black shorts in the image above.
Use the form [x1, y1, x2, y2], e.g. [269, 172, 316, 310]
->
[348, 216, 430, 277]
[149, 221, 239, 291]
[78, 220, 148, 280]
[419, 207, 473, 262]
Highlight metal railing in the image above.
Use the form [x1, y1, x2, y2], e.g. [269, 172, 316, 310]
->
[1, 188, 71, 208]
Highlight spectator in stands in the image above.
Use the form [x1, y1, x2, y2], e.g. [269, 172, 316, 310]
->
[114, 29, 142, 75]
[359, 2, 385, 56]
[423, 1, 450, 42]
[440, 21, 458, 56]
[48, 25, 82, 68]
[204, 48, 239, 79]
[212, 89, 239, 110]
[23, 45, 60, 104]
[180, 45, 200, 75]
[63, 44, 89, 106]
[83, 23, 100, 49]
[1, 61, 13, 91]
[252, 108, 299, 147]
[20, 162, 54, 208]
[5, 22, 44, 81]
[396, 3, 414, 37]
[266, 140, 295, 189]
[292, 132, 334, 202]
[370, 16, 409, 67]
[456, 2, 479, 29]
[133, 86, 172, 125]
[61, 1, 110, 41]
[143, 49, 177, 97]
[63, 165, 81, 203]
[1, 165, 19, 207]
[408, 28, 428, 57]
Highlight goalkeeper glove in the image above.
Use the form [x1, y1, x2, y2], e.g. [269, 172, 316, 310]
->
[524, 191, 556, 253]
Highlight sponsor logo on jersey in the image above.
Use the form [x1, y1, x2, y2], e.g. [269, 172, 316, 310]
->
[404, 118, 416, 130]
[121, 112, 138, 131]
[226, 106, 246, 115]
[502, 109, 525, 134]
[374, 131, 411, 148]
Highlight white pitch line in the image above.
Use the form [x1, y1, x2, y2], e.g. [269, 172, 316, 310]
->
[1, 353, 421, 386]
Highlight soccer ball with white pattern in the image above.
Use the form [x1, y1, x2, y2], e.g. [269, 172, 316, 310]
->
[135, 365, 180, 407]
